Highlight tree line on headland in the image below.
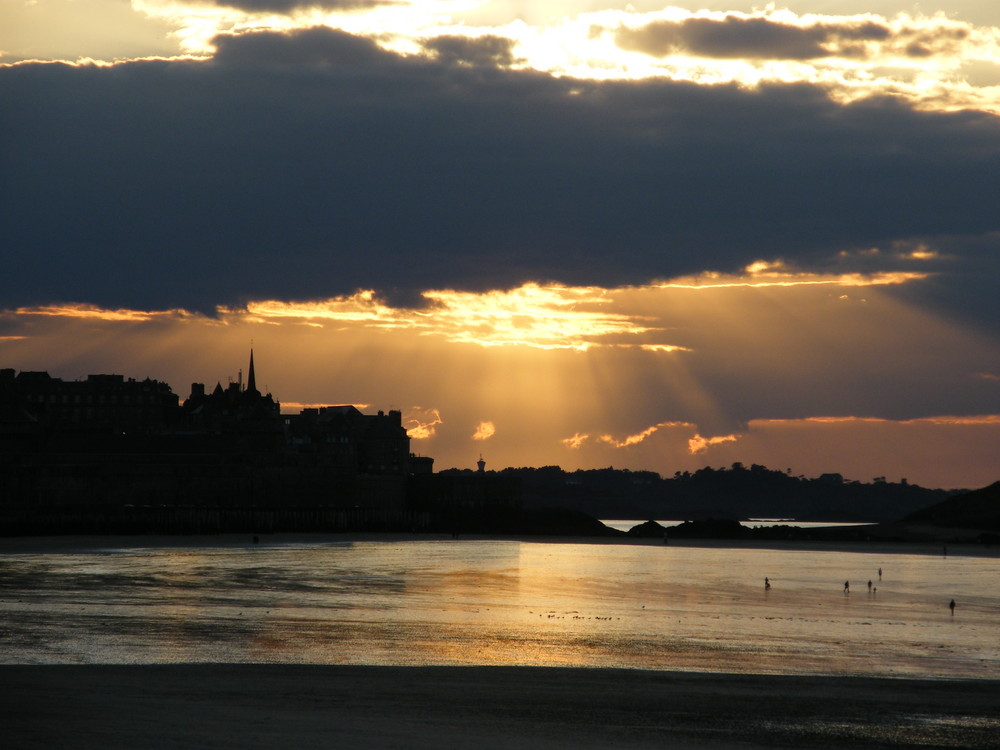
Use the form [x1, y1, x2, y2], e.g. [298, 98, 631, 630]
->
[441, 463, 1000, 543]
[446, 463, 954, 523]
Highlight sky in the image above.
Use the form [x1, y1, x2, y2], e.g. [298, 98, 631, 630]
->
[2, 1, 1000, 490]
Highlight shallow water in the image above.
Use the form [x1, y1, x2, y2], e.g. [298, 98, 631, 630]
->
[601, 519, 875, 532]
[1, 538, 997, 678]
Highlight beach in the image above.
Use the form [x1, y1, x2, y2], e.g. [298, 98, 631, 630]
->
[3, 535, 999, 747]
[5, 664, 1000, 749]
[3, 531, 998, 557]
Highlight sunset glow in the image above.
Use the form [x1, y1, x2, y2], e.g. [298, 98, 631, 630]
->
[3, 264, 998, 488]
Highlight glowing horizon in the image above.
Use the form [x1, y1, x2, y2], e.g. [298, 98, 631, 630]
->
[3, 268, 998, 490]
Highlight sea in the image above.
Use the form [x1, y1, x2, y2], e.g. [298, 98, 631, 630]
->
[1, 533, 998, 679]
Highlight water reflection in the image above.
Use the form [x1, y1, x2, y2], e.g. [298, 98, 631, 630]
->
[600, 519, 877, 532]
[1, 539, 997, 677]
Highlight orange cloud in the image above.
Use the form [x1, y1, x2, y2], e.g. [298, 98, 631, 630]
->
[766, 414, 1000, 427]
[472, 421, 496, 441]
[688, 433, 740, 454]
[637, 344, 692, 353]
[406, 407, 443, 440]
[658, 267, 929, 290]
[240, 291, 405, 326]
[3, 268, 932, 358]
[232, 284, 666, 351]
[599, 421, 694, 448]
[12, 303, 197, 322]
[900, 415, 1000, 426]
[561, 432, 589, 449]
[422, 284, 657, 351]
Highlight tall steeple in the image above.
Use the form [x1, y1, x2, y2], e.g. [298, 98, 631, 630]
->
[246, 348, 258, 395]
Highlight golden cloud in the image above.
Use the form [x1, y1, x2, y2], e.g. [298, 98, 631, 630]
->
[472, 420, 496, 441]
[11, 303, 198, 322]
[598, 421, 695, 448]
[406, 407, 443, 440]
[560, 432, 589, 450]
[229, 269, 933, 352]
[688, 432, 740, 454]
[2, 263, 937, 368]
[236, 283, 665, 351]
[658, 265, 930, 290]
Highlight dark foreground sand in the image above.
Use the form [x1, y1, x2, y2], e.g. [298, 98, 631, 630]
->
[3, 665, 999, 749]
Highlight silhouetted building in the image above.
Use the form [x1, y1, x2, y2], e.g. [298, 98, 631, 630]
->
[182, 350, 282, 449]
[1, 353, 521, 533]
[409, 455, 434, 475]
[284, 406, 410, 476]
[0, 367, 179, 441]
[409, 469, 522, 531]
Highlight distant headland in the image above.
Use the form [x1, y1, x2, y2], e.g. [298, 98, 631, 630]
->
[465, 465, 1000, 545]
[2, 355, 997, 542]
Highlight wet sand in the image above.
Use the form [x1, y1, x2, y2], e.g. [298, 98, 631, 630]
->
[3, 532, 997, 558]
[4, 665, 999, 749]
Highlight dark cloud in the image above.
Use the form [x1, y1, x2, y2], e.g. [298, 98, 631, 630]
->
[1, 26, 999, 325]
[613, 16, 963, 61]
[422, 35, 517, 68]
[616, 17, 833, 60]
[210, 24, 390, 66]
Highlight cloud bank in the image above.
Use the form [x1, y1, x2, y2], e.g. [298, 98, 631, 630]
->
[2, 25, 999, 319]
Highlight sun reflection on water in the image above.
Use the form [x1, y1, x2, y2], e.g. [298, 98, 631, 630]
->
[1, 539, 998, 676]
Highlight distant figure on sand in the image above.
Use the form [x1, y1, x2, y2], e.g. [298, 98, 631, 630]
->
[867, 579, 872, 592]
[950, 599, 956, 615]
[844, 580, 850, 593]
[765, 577, 771, 590]
[878, 567, 882, 580]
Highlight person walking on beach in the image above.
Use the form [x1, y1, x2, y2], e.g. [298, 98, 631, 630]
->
[867, 579, 872, 592]
[950, 599, 956, 615]
[878, 567, 882, 580]
[765, 577, 771, 590]
[844, 580, 850, 593]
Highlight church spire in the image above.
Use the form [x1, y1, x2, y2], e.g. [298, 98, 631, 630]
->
[246, 348, 258, 395]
